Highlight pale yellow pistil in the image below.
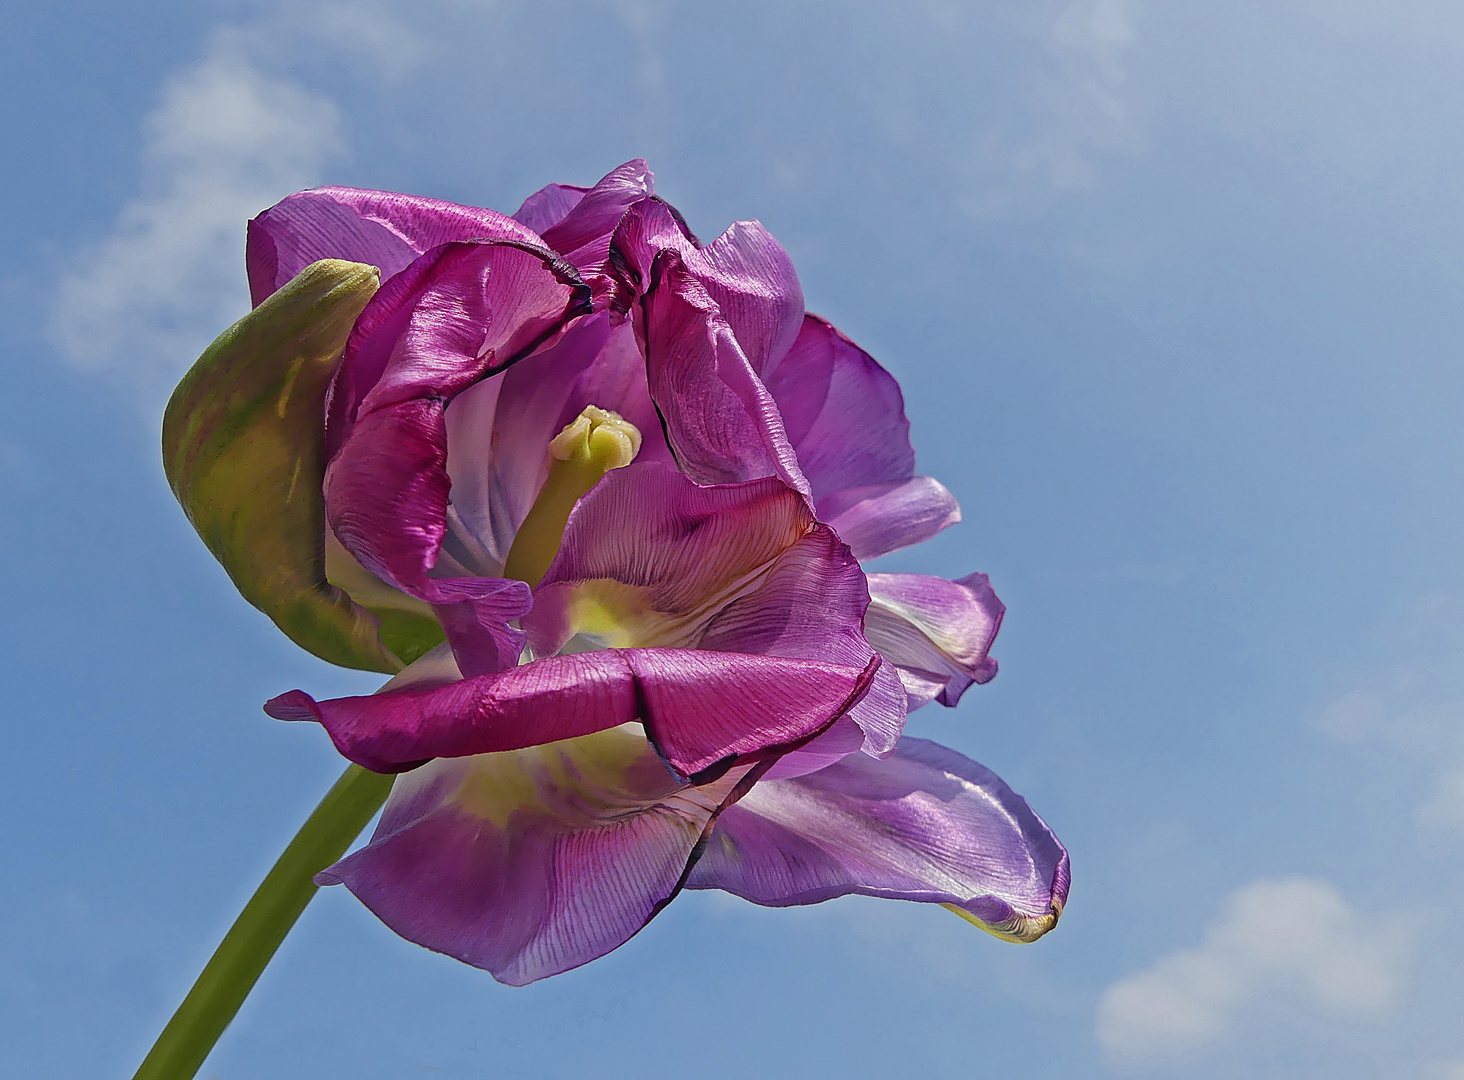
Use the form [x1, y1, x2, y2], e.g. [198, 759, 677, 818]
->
[501, 405, 642, 587]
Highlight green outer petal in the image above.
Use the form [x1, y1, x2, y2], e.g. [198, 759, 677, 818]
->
[162, 259, 404, 674]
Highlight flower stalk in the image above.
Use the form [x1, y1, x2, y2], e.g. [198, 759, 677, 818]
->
[132, 765, 394, 1080]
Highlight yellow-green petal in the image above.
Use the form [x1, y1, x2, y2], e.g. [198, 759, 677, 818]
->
[162, 259, 406, 674]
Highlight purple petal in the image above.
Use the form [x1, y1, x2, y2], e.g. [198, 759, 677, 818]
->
[687, 737, 1069, 942]
[764, 315, 916, 501]
[266, 646, 877, 779]
[635, 251, 809, 494]
[247, 187, 539, 306]
[511, 183, 590, 235]
[537, 160, 655, 277]
[321, 239, 588, 673]
[318, 727, 762, 985]
[526, 465, 815, 655]
[526, 464, 905, 761]
[818, 476, 962, 561]
[693, 520, 907, 758]
[427, 578, 531, 679]
[865, 572, 1005, 709]
[323, 240, 588, 593]
[612, 199, 804, 374]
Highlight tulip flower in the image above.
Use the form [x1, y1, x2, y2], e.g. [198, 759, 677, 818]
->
[137, 161, 1067, 1080]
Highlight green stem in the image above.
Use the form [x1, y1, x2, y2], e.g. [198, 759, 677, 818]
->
[132, 764, 394, 1080]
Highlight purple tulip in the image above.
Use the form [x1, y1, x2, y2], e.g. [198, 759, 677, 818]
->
[164, 160, 1065, 989]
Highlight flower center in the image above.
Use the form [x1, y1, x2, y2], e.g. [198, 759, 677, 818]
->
[502, 405, 642, 587]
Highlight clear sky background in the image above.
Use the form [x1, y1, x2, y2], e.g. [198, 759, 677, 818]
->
[5, 1, 1464, 1076]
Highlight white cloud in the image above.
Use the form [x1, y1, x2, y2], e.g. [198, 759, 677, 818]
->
[1095, 876, 1413, 1063]
[1312, 617, 1464, 840]
[48, 29, 343, 407]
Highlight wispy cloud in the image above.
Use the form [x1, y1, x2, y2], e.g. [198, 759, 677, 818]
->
[1312, 597, 1464, 843]
[47, 27, 343, 409]
[1095, 876, 1413, 1064]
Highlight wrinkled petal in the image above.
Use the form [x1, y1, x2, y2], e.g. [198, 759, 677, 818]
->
[526, 465, 815, 655]
[765, 315, 916, 500]
[442, 316, 672, 577]
[322, 241, 581, 583]
[818, 476, 962, 561]
[247, 187, 539, 306]
[266, 647, 878, 780]
[687, 737, 1069, 942]
[326, 239, 589, 453]
[321, 239, 589, 672]
[525, 464, 904, 763]
[318, 726, 763, 985]
[865, 572, 1004, 709]
[635, 251, 809, 494]
[612, 198, 804, 374]
[694, 520, 906, 758]
[536, 160, 654, 278]
[162, 258, 403, 673]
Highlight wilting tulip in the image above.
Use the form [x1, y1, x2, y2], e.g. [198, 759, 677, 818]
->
[145, 159, 1065, 1079]
[242, 161, 1005, 716]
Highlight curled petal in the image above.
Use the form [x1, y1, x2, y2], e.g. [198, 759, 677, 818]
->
[247, 187, 538, 306]
[318, 727, 763, 985]
[612, 198, 804, 374]
[636, 251, 809, 494]
[687, 737, 1069, 943]
[865, 572, 1004, 709]
[526, 465, 814, 654]
[266, 647, 878, 780]
[327, 239, 589, 451]
[536, 160, 654, 277]
[818, 475, 962, 561]
[527, 465, 905, 758]
[765, 315, 915, 500]
[321, 240, 589, 670]
[162, 259, 400, 673]
[694, 522, 906, 758]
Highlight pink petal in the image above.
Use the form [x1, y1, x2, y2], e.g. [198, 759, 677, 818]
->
[525, 465, 815, 656]
[320, 239, 589, 672]
[265, 647, 877, 779]
[536, 160, 655, 276]
[317, 728, 762, 985]
[612, 198, 804, 375]
[247, 187, 539, 306]
[511, 183, 590, 235]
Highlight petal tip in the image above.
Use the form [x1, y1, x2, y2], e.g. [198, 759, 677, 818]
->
[263, 689, 322, 723]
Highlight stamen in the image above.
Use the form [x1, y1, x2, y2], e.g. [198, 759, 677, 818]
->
[502, 406, 642, 587]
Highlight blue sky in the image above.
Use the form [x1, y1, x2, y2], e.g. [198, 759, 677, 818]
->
[5, 1, 1464, 1076]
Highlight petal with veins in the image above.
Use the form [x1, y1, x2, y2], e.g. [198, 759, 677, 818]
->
[687, 737, 1068, 943]
[865, 572, 1004, 709]
[247, 187, 539, 306]
[318, 726, 763, 986]
[266, 646, 877, 780]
